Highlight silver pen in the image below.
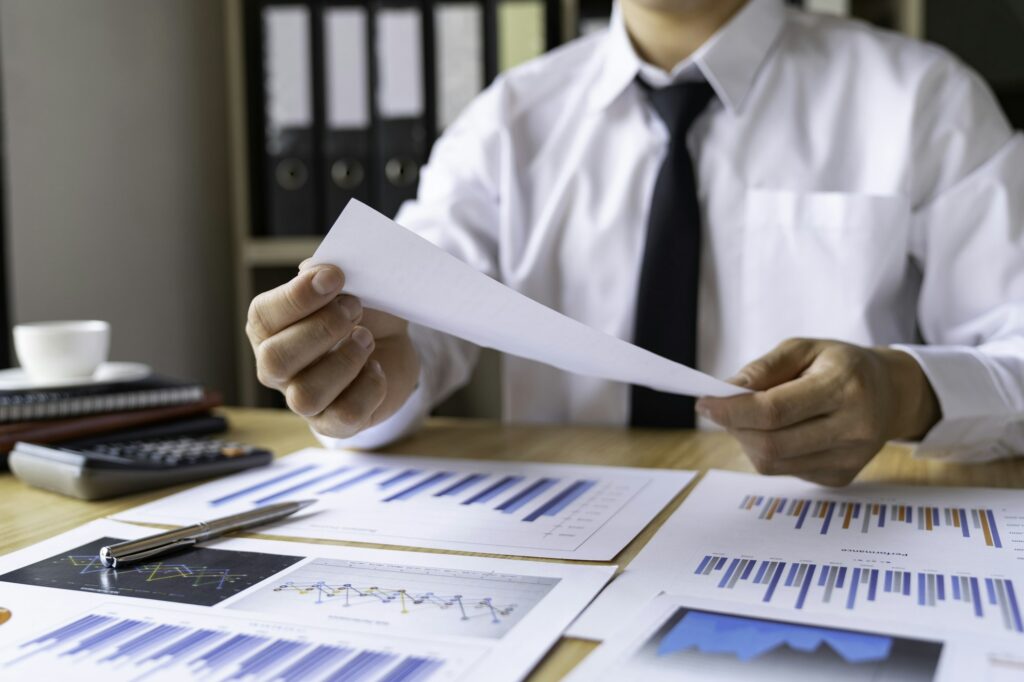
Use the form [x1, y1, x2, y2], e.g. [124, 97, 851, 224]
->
[98, 499, 316, 568]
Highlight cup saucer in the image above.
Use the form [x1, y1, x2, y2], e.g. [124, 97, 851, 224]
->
[0, 362, 152, 391]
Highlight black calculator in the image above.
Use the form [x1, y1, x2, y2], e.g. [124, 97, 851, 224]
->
[8, 421, 273, 500]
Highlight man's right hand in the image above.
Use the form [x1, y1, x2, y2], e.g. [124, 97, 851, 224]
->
[246, 264, 420, 438]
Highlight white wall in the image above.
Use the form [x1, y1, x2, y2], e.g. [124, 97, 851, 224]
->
[0, 0, 235, 396]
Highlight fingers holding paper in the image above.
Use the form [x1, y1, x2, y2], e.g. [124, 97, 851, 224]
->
[246, 265, 420, 438]
[696, 338, 941, 487]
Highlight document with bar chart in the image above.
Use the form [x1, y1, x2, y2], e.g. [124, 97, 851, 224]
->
[0, 519, 615, 681]
[114, 448, 696, 559]
[567, 593, 1018, 682]
[570, 469, 1024, 642]
[1, 603, 483, 681]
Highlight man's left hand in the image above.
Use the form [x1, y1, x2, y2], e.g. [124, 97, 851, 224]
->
[696, 338, 941, 487]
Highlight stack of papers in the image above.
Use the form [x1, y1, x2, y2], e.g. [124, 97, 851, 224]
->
[0, 520, 613, 681]
[568, 470, 1024, 681]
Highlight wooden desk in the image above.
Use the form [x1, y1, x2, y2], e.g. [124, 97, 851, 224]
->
[2, 408, 1023, 679]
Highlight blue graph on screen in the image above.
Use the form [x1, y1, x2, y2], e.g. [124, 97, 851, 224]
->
[657, 610, 893, 663]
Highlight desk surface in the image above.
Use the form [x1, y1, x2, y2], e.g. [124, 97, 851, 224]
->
[2, 408, 1023, 679]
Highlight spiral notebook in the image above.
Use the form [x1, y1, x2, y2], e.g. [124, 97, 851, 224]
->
[0, 376, 205, 424]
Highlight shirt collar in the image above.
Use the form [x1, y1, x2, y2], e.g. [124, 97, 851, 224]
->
[587, 0, 788, 114]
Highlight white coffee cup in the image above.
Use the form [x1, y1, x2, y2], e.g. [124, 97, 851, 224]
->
[13, 320, 111, 382]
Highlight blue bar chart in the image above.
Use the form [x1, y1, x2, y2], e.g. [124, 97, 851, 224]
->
[115, 449, 697, 560]
[692, 553, 1024, 635]
[568, 469, 1024, 643]
[738, 494, 1006, 548]
[0, 605, 481, 680]
[209, 461, 597, 525]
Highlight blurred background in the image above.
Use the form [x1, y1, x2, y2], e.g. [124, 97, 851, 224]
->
[0, 0, 1020, 414]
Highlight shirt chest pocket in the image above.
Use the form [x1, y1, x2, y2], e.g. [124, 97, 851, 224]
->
[742, 189, 912, 345]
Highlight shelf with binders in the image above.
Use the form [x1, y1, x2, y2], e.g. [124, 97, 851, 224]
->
[244, 0, 564, 243]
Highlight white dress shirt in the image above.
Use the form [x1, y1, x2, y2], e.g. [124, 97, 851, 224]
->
[321, 0, 1024, 462]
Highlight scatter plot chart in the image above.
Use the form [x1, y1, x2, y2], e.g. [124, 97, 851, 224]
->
[227, 558, 559, 639]
[0, 538, 301, 606]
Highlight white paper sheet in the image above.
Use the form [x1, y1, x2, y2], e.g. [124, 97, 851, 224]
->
[113, 448, 697, 561]
[569, 469, 1024, 642]
[310, 200, 746, 398]
[566, 593, 1012, 682]
[0, 519, 615, 682]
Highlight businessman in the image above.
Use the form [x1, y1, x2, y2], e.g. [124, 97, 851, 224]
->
[245, 0, 1024, 486]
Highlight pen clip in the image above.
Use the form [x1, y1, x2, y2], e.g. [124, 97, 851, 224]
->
[104, 537, 198, 568]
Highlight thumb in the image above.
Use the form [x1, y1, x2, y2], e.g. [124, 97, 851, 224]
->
[729, 338, 819, 391]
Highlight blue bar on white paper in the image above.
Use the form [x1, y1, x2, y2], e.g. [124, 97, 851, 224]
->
[379, 656, 444, 681]
[254, 466, 351, 505]
[192, 634, 268, 671]
[378, 469, 422, 489]
[496, 478, 559, 513]
[99, 624, 187, 662]
[24, 614, 113, 647]
[382, 472, 454, 502]
[319, 467, 389, 494]
[143, 629, 223, 662]
[522, 480, 596, 522]
[461, 476, 524, 505]
[277, 644, 352, 682]
[210, 465, 319, 506]
[324, 650, 396, 680]
[226, 640, 307, 681]
[434, 473, 488, 497]
[65, 619, 146, 656]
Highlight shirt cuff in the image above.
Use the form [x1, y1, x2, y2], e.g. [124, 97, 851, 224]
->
[313, 379, 431, 451]
[890, 344, 1021, 462]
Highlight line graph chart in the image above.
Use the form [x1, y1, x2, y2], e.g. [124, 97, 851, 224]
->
[227, 557, 559, 639]
[0, 538, 301, 607]
[272, 581, 516, 623]
[65, 553, 247, 590]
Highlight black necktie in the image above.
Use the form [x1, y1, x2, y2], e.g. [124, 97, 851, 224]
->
[630, 79, 715, 428]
